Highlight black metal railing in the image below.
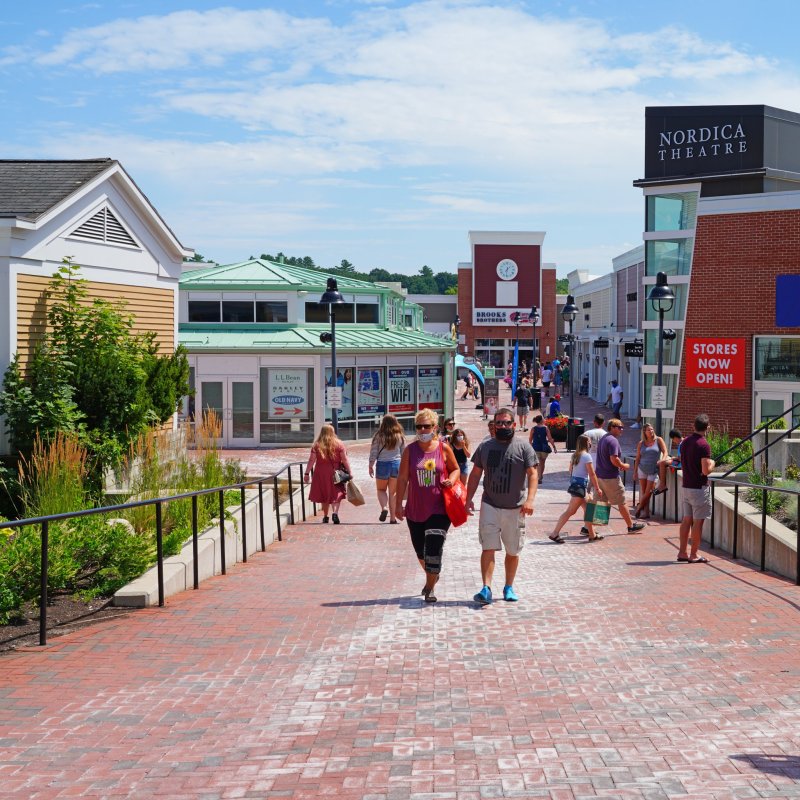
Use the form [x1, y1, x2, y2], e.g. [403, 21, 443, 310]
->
[0, 462, 309, 646]
[708, 475, 800, 585]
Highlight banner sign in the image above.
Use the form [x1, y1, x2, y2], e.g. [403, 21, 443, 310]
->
[268, 369, 308, 419]
[484, 377, 500, 417]
[685, 337, 746, 389]
[388, 368, 415, 413]
[473, 308, 539, 326]
[357, 368, 385, 415]
[418, 367, 443, 411]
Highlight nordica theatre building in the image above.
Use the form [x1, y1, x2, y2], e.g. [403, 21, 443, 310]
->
[634, 105, 800, 436]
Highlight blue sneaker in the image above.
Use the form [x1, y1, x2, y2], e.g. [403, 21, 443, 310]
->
[503, 585, 518, 602]
[473, 586, 492, 605]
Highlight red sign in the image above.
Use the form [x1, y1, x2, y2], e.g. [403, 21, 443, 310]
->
[685, 338, 746, 389]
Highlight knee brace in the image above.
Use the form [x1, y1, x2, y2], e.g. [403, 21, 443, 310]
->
[423, 528, 447, 574]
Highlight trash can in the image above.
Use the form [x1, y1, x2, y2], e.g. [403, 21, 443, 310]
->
[566, 417, 584, 450]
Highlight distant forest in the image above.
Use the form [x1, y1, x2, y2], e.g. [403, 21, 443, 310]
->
[187, 252, 569, 295]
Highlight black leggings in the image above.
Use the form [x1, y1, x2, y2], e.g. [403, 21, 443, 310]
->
[407, 514, 451, 568]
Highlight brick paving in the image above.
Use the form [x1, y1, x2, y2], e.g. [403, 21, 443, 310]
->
[1, 386, 799, 799]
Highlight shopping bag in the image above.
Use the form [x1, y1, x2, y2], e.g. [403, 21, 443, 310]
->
[442, 480, 469, 527]
[584, 499, 611, 525]
[346, 479, 365, 506]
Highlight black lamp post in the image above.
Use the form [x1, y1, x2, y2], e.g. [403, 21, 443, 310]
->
[561, 294, 578, 425]
[319, 277, 346, 434]
[647, 272, 675, 437]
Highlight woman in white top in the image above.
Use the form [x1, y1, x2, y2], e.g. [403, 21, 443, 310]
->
[632, 423, 668, 519]
[549, 434, 603, 543]
[368, 414, 406, 523]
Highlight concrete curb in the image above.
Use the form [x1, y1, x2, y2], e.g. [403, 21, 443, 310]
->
[113, 486, 308, 607]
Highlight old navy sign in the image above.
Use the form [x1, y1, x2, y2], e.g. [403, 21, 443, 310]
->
[685, 337, 746, 389]
[644, 106, 765, 180]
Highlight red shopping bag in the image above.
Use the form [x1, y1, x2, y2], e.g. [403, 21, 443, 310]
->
[442, 480, 469, 527]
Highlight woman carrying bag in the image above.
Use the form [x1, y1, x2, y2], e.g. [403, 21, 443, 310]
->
[368, 414, 406, 523]
[549, 434, 603, 543]
[395, 409, 460, 603]
[304, 424, 351, 524]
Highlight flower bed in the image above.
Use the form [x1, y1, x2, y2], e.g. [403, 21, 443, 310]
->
[545, 416, 568, 442]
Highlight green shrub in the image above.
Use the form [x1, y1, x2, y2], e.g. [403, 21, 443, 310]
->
[707, 427, 753, 471]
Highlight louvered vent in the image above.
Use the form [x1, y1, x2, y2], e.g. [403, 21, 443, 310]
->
[70, 207, 137, 247]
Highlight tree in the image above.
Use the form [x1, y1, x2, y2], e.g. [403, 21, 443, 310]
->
[556, 278, 569, 294]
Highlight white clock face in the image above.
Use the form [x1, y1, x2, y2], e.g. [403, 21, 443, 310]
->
[496, 258, 518, 280]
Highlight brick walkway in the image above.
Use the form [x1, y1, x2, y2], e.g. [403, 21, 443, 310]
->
[1, 388, 799, 799]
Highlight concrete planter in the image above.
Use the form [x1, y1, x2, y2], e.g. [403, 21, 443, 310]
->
[113, 485, 305, 607]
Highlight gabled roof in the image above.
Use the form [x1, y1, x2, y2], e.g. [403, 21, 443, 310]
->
[181, 258, 395, 293]
[179, 325, 454, 353]
[0, 159, 114, 220]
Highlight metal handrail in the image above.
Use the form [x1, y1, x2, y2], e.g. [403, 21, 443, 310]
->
[0, 461, 309, 645]
[709, 475, 800, 585]
[716, 399, 800, 477]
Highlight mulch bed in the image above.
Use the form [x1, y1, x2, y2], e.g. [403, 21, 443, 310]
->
[0, 595, 135, 652]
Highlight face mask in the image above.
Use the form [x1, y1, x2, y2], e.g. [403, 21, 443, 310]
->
[456, 435, 464, 442]
[495, 427, 514, 442]
[418, 431, 434, 442]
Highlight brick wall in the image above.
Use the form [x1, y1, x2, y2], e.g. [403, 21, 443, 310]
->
[676, 209, 800, 436]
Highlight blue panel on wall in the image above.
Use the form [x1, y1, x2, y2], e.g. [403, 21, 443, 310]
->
[776, 275, 800, 327]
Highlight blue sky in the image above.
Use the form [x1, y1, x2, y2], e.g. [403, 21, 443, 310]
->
[2, 1, 799, 275]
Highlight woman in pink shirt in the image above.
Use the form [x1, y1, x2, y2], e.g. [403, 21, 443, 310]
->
[395, 408, 460, 603]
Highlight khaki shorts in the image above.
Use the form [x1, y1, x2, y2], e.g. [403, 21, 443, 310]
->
[478, 502, 526, 555]
[682, 486, 712, 520]
[597, 476, 626, 507]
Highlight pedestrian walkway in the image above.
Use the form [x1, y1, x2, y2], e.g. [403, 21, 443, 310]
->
[1, 388, 799, 799]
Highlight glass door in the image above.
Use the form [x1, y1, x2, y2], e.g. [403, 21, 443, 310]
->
[200, 380, 225, 441]
[755, 390, 791, 428]
[229, 380, 257, 446]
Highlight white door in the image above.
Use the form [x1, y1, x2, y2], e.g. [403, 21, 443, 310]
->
[199, 378, 258, 447]
[754, 390, 790, 429]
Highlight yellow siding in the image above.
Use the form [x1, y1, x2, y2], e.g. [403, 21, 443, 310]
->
[16, 274, 175, 371]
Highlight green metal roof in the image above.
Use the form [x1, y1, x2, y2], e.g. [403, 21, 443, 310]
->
[179, 325, 454, 354]
[181, 258, 395, 294]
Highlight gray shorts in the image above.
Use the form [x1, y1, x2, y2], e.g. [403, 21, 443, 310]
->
[682, 486, 711, 520]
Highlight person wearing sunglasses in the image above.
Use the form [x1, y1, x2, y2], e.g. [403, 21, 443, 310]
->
[395, 409, 460, 603]
[465, 407, 538, 604]
[594, 419, 645, 534]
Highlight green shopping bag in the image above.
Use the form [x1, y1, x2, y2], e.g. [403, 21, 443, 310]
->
[584, 499, 611, 525]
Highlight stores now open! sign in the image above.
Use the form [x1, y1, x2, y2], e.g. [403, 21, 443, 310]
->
[685, 338, 746, 389]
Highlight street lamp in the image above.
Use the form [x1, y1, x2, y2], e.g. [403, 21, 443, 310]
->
[319, 277, 345, 434]
[647, 271, 675, 437]
[561, 294, 578, 426]
[530, 305, 540, 406]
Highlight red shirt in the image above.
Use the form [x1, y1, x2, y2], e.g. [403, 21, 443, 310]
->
[680, 433, 712, 489]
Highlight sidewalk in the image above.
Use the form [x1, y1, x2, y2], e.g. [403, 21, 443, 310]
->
[1, 386, 799, 799]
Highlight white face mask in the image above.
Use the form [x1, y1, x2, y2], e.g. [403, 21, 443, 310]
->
[418, 431, 435, 442]
[456, 435, 464, 441]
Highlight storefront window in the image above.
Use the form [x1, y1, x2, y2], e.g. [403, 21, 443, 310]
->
[259, 368, 315, 443]
[644, 328, 683, 367]
[646, 192, 698, 232]
[356, 368, 386, 416]
[188, 300, 221, 322]
[255, 301, 288, 322]
[222, 301, 255, 323]
[645, 238, 694, 276]
[324, 367, 355, 421]
[418, 367, 443, 412]
[644, 283, 688, 322]
[754, 337, 800, 382]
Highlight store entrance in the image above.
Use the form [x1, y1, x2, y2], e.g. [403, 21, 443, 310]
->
[199, 377, 258, 447]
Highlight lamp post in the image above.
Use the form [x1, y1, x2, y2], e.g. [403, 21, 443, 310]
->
[561, 294, 578, 425]
[646, 272, 675, 437]
[318, 277, 345, 434]
[530, 304, 540, 406]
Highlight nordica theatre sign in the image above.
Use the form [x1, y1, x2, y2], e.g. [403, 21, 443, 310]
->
[643, 106, 768, 179]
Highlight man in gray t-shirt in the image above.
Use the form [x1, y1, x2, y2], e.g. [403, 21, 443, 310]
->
[466, 407, 538, 605]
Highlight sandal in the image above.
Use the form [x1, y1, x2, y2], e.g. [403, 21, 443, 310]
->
[425, 592, 438, 603]
[676, 555, 690, 562]
[587, 534, 604, 541]
[688, 556, 709, 564]
[548, 534, 565, 544]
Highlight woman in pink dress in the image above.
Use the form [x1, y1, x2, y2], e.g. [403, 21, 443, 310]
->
[304, 424, 351, 524]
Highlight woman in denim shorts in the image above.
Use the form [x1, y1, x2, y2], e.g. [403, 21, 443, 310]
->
[369, 414, 406, 523]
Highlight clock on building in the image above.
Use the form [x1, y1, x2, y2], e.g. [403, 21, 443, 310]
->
[496, 258, 518, 280]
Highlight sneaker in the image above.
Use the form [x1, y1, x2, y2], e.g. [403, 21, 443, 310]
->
[322, 516, 329, 524]
[332, 513, 340, 525]
[473, 586, 492, 605]
[503, 585, 518, 602]
[627, 522, 645, 533]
